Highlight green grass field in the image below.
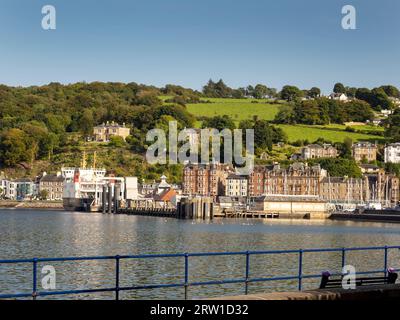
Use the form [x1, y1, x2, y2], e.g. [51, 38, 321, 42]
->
[314, 124, 385, 133]
[277, 125, 384, 143]
[187, 98, 281, 121]
[165, 97, 386, 144]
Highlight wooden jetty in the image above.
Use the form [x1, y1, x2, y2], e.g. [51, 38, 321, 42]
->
[219, 210, 280, 219]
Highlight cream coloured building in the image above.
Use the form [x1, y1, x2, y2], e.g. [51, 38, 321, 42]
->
[226, 175, 248, 197]
[352, 142, 377, 162]
[93, 121, 130, 142]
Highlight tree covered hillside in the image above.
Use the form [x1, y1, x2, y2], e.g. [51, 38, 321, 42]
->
[0, 82, 195, 180]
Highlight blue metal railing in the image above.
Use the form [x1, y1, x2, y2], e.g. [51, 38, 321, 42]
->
[0, 245, 399, 300]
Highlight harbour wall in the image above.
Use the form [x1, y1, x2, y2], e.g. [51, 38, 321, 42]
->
[0, 200, 63, 209]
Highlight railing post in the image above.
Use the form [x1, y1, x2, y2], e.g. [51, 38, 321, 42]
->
[298, 250, 303, 291]
[184, 254, 189, 300]
[384, 246, 388, 277]
[115, 255, 120, 300]
[245, 251, 250, 295]
[341, 248, 346, 269]
[32, 258, 38, 300]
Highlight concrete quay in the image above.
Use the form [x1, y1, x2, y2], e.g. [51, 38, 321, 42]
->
[210, 284, 400, 300]
[0, 200, 63, 209]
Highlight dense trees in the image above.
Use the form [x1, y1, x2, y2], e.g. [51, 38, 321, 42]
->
[202, 79, 233, 98]
[252, 84, 268, 99]
[280, 85, 303, 101]
[355, 87, 393, 111]
[310, 158, 362, 178]
[202, 79, 277, 99]
[274, 98, 374, 125]
[333, 83, 346, 94]
[0, 129, 29, 166]
[162, 84, 201, 104]
[379, 85, 400, 98]
[308, 87, 321, 98]
[199, 115, 286, 154]
[332, 83, 399, 111]
[238, 119, 287, 152]
[385, 109, 400, 142]
[202, 115, 236, 131]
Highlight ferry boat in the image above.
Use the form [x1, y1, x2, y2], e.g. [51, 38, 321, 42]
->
[61, 152, 138, 212]
[62, 166, 108, 212]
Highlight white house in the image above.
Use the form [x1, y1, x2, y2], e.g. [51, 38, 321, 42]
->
[0, 179, 8, 198]
[384, 143, 400, 164]
[4, 180, 17, 200]
[381, 109, 393, 117]
[329, 93, 349, 102]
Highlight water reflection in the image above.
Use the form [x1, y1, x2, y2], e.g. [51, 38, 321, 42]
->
[0, 209, 400, 299]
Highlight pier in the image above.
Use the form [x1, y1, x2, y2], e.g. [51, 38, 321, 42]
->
[118, 207, 176, 218]
[217, 211, 279, 219]
[108, 197, 216, 220]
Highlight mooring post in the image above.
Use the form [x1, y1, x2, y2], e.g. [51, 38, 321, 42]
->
[102, 185, 107, 214]
[108, 184, 113, 214]
[114, 185, 120, 214]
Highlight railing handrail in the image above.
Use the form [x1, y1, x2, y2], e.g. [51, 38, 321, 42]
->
[1, 245, 399, 264]
[0, 245, 399, 300]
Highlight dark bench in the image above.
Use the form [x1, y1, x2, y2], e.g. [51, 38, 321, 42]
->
[319, 268, 398, 289]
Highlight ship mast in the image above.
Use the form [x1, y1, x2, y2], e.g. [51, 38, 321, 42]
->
[81, 151, 87, 169]
[93, 151, 97, 170]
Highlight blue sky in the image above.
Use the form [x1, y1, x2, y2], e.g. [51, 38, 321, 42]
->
[0, 0, 399, 93]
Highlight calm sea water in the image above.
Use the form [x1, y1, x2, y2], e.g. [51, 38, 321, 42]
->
[1, 209, 400, 299]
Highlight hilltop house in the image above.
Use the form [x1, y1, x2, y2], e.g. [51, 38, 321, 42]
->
[93, 121, 130, 142]
[328, 93, 349, 102]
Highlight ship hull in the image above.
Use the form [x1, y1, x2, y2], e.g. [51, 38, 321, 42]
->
[63, 198, 99, 212]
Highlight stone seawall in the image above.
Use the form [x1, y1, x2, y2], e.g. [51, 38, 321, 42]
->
[0, 200, 63, 210]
